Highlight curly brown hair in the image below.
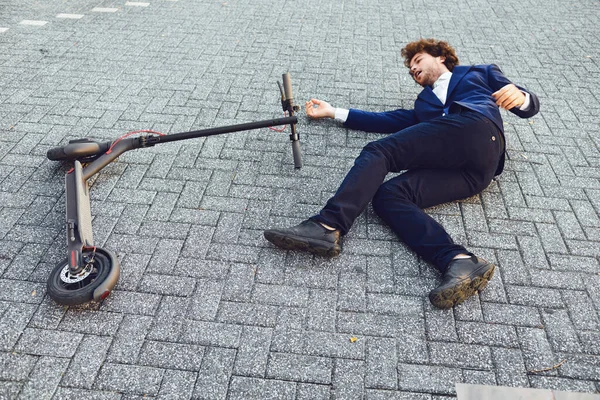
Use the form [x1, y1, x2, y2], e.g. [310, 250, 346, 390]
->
[401, 39, 460, 71]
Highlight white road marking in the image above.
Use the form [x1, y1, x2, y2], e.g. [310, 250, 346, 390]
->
[20, 20, 48, 26]
[56, 14, 85, 19]
[91, 7, 119, 12]
[0, 28, 8, 33]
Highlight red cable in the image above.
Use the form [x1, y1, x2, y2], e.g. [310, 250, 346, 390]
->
[106, 130, 165, 154]
[268, 112, 288, 132]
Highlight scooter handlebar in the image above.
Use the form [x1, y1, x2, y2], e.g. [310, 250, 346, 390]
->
[282, 72, 302, 169]
[47, 139, 112, 162]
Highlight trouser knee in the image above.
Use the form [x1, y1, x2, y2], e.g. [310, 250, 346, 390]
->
[372, 181, 411, 217]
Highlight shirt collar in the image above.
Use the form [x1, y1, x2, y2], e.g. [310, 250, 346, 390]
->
[432, 71, 452, 89]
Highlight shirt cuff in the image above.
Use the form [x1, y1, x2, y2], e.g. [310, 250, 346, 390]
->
[519, 91, 531, 111]
[334, 108, 350, 123]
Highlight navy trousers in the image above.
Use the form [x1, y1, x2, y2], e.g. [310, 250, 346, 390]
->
[313, 110, 504, 272]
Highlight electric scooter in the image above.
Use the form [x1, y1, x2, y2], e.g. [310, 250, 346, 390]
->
[45, 73, 301, 306]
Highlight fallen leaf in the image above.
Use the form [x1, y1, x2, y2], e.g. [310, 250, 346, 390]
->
[32, 290, 36, 296]
[349, 337, 357, 343]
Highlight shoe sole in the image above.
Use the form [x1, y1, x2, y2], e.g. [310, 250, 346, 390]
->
[429, 263, 496, 309]
[264, 230, 341, 258]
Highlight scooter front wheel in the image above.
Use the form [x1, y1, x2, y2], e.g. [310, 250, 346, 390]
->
[47, 247, 120, 306]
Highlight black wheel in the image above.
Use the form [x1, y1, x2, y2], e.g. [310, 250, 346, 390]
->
[47, 248, 119, 306]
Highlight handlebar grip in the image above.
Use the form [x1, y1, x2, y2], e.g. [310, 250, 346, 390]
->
[282, 72, 293, 103]
[291, 139, 302, 169]
[47, 139, 111, 162]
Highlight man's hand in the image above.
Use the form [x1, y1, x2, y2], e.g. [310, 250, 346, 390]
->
[305, 98, 335, 119]
[492, 84, 525, 110]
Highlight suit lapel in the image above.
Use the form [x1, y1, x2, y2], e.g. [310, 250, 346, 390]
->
[417, 86, 443, 106]
[446, 65, 471, 100]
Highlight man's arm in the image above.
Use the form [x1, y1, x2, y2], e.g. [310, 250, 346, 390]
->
[305, 99, 418, 134]
[488, 64, 540, 118]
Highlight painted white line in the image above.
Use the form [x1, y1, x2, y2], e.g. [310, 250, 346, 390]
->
[20, 20, 48, 26]
[56, 13, 84, 19]
[0, 28, 8, 33]
[91, 7, 119, 12]
[126, 2, 150, 6]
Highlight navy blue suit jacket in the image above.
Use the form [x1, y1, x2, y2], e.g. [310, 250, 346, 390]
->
[343, 64, 540, 175]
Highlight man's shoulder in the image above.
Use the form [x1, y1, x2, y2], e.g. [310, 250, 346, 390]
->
[456, 64, 496, 71]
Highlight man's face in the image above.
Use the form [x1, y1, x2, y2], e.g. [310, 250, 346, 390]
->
[409, 52, 449, 87]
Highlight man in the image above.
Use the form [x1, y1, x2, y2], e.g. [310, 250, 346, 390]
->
[264, 38, 540, 309]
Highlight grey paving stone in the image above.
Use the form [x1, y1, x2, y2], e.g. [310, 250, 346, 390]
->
[228, 376, 295, 400]
[0, 351, 38, 381]
[0, 381, 23, 400]
[456, 321, 519, 348]
[491, 347, 528, 388]
[429, 341, 493, 369]
[101, 290, 161, 316]
[505, 285, 564, 308]
[138, 273, 196, 296]
[266, 352, 332, 384]
[252, 283, 309, 307]
[331, 358, 365, 399]
[562, 290, 600, 331]
[216, 301, 279, 327]
[365, 390, 432, 400]
[0, 302, 37, 351]
[338, 272, 367, 312]
[528, 376, 599, 394]
[366, 256, 395, 293]
[15, 328, 83, 358]
[283, 265, 337, 290]
[337, 311, 400, 338]
[58, 310, 123, 336]
[425, 308, 458, 342]
[139, 340, 204, 371]
[192, 347, 236, 400]
[221, 263, 256, 302]
[107, 315, 153, 364]
[397, 363, 462, 395]
[95, 363, 163, 396]
[306, 289, 337, 332]
[296, 382, 331, 400]
[180, 320, 241, 348]
[517, 327, 558, 373]
[233, 326, 273, 377]
[158, 369, 197, 400]
[303, 331, 365, 360]
[20, 356, 69, 400]
[481, 302, 542, 327]
[0, 278, 45, 304]
[366, 337, 397, 389]
[61, 335, 112, 389]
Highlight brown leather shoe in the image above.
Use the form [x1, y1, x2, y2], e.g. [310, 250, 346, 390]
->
[429, 255, 495, 309]
[264, 219, 342, 258]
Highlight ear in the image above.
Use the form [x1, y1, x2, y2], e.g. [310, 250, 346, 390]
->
[439, 56, 446, 64]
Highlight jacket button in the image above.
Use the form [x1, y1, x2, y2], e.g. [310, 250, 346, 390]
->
[442, 113, 446, 116]
[491, 136, 496, 141]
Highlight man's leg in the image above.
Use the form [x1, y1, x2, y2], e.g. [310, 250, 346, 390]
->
[371, 168, 489, 271]
[372, 168, 497, 309]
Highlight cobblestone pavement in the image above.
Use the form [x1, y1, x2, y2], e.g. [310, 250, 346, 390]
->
[1, 0, 599, 398]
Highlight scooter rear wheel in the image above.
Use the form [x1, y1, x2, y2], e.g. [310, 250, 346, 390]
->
[47, 247, 119, 306]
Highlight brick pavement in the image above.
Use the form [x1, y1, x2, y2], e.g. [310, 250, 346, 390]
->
[1, 0, 599, 398]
